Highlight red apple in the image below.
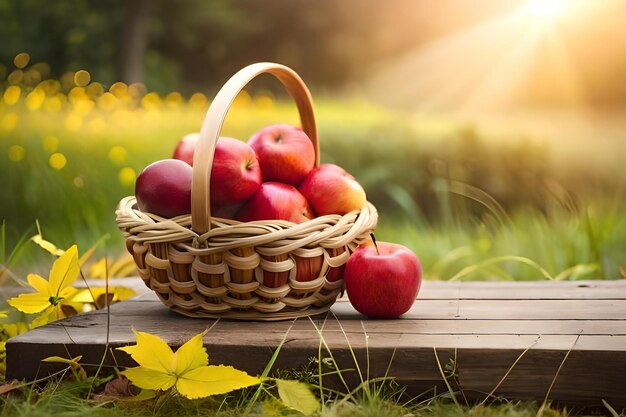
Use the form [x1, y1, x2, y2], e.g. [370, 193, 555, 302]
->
[299, 164, 367, 216]
[210, 137, 262, 205]
[236, 182, 313, 224]
[174, 134, 262, 207]
[210, 202, 243, 221]
[135, 159, 192, 218]
[344, 241, 422, 318]
[326, 247, 347, 282]
[261, 254, 323, 288]
[172, 133, 199, 166]
[247, 124, 315, 186]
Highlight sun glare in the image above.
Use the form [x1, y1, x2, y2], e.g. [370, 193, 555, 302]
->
[528, 0, 566, 19]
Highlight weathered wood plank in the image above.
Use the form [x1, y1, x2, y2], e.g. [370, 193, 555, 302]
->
[455, 279, 626, 300]
[6, 279, 626, 408]
[332, 298, 626, 320]
[5, 278, 623, 301]
[22, 302, 626, 340]
[414, 280, 626, 300]
[79, 278, 626, 300]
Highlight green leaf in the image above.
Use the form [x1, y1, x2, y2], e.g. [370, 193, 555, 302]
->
[276, 379, 319, 416]
[602, 399, 620, 417]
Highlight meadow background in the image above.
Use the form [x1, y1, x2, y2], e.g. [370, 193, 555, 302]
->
[1, 0, 625, 283]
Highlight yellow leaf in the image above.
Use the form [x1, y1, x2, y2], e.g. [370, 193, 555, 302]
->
[58, 286, 79, 301]
[88, 253, 136, 278]
[112, 286, 137, 301]
[8, 292, 50, 314]
[70, 288, 95, 303]
[27, 273, 51, 296]
[79, 234, 110, 268]
[118, 330, 259, 400]
[42, 355, 87, 381]
[49, 245, 80, 294]
[30, 305, 70, 328]
[42, 355, 83, 365]
[120, 367, 177, 391]
[276, 379, 319, 416]
[31, 235, 101, 268]
[2, 322, 29, 338]
[30, 307, 53, 329]
[0, 311, 7, 319]
[78, 245, 97, 268]
[7, 252, 80, 317]
[113, 258, 139, 277]
[88, 258, 107, 279]
[31, 234, 65, 256]
[119, 345, 137, 356]
[108, 253, 135, 277]
[173, 333, 207, 375]
[71, 286, 136, 304]
[30, 309, 54, 328]
[118, 330, 174, 373]
[175, 365, 260, 399]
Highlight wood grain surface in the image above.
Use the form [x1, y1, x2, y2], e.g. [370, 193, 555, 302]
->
[6, 279, 626, 408]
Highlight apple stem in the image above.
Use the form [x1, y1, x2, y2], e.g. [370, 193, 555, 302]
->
[370, 233, 380, 255]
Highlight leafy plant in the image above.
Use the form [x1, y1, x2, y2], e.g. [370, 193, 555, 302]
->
[7, 245, 81, 323]
[116, 329, 319, 415]
[117, 330, 260, 400]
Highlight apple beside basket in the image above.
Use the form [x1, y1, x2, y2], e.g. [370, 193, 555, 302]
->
[115, 63, 378, 320]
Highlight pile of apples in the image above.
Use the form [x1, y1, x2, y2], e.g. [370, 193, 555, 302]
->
[135, 124, 367, 223]
[135, 124, 422, 319]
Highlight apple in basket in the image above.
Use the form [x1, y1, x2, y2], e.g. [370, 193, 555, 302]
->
[172, 132, 199, 166]
[135, 159, 192, 218]
[172, 135, 262, 213]
[210, 137, 262, 206]
[236, 182, 313, 224]
[299, 163, 367, 216]
[248, 124, 315, 186]
[344, 240, 422, 319]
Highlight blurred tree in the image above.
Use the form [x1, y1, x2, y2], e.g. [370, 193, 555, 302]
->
[2, 0, 626, 107]
[118, 0, 150, 84]
[0, 0, 121, 84]
[0, 0, 450, 92]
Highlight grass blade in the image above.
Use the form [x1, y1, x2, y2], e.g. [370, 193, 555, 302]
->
[449, 255, 554, 281]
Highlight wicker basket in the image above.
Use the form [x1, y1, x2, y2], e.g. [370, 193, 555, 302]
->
[116, 62, 378, 320]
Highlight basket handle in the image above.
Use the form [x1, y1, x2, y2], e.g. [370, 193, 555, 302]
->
[192, 62, 319, 235]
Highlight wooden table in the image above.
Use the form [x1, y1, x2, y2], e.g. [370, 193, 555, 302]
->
[6, 279, 626, 408]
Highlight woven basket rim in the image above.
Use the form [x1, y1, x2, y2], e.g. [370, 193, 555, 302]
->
[117, 195, 378, 255]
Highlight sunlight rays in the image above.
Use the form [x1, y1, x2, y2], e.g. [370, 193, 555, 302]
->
[527, 0, 566, 19]
[366, 0, 597, 116]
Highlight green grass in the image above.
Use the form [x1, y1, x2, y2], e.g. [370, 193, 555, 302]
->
[0, 374, 621, 417]
[1, 94, 624, 280]
[378, 203, 626, 280]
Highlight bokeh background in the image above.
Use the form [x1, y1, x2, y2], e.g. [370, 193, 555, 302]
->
[1, 0, 625, 281]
